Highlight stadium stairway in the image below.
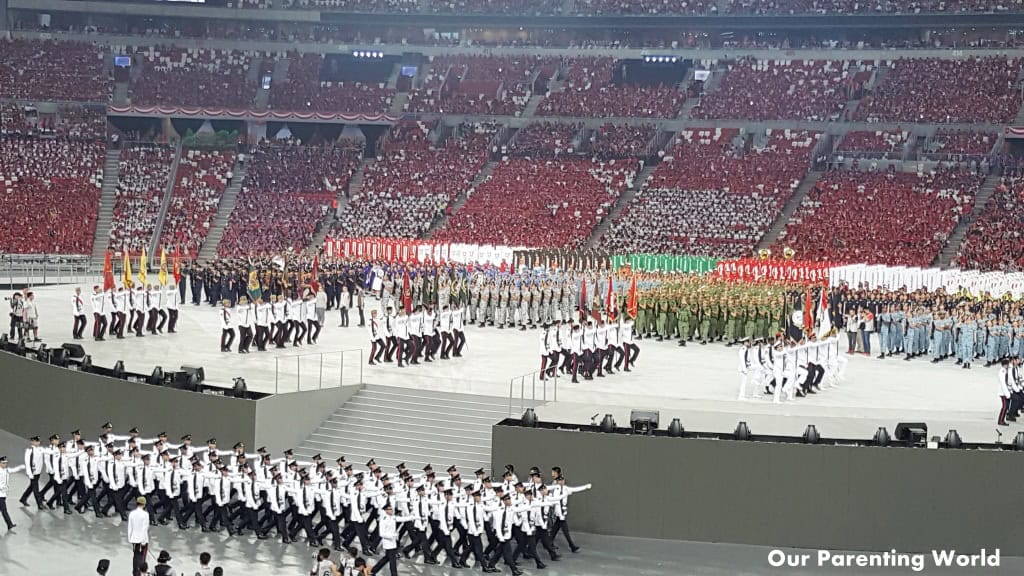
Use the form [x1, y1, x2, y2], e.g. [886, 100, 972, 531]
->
[522, 94, 544, 117]
[90, 147, 123, 264]
[148, 142, 183, 260]
[933, 170, 1002, 268]
[294, 384, 542, 472]
[196, 160, 249, 263]
[425, 159, 497, 238]
[310, 158, 372, 248]
[389, 93, 409, 116]
[585, 162, 658, 248]
[755, 169, 824, 252]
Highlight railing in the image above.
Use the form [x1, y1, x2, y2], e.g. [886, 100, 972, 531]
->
[1, 255, 94, 289]
[508, 368, 559, 417]
[273, 348, 364, 393]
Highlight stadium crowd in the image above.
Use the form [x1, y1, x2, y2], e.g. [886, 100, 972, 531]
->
[108, 144, 175, 252]
[159, 149, 237, 257]
[537, 57, 685, 118]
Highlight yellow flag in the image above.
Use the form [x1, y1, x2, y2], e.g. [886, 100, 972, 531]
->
[138, 251, 148, 286]
[158, 248, 169, 287]
[122, 250, 133, 288]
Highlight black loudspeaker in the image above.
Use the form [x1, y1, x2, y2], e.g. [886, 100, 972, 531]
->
[180, 365, 205, 383]
[734, 421, 751, 441]
[148, 366, 164, 385]
[35, 343, 48, 362]
[894, 422, 928, 446]
[521, 408, 538, 427]
[944, 429, 962, 449]
[62, 342, 86, 359]
[112, 360, 125, 379]
[874, 427, 891, 447]
[80, 355, 93, 372]
[666, 418, 683, 437]
[630, 410, 659, 435]
[599, 414, 616, 433]
[170, 371, 199, 392]
[49, 347, 68, 367]
[803, 425, 820, 444]
[232, 377, 248, 399]
[0, 334, 8, 349]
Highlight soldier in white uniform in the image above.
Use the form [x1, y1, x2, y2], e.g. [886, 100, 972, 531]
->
[91, 286, 107, 341]
[368, 309, 385, 365]
[165, 283, 180, 333]
[72, 287, 88, 339]
[219, 299, 235, 352]
[114, 286, 129, 338]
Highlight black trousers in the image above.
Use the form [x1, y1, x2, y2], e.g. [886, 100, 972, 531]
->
[133, 311, 145, 335]
[132, 543, 148, 576]
[460, 533, 488, 566]
[402, 527, 431, 558]
[157, 493, 183, 526]
[370, 339, 385, 363]
[182, 496, 208, 529]
[431, 531, 458, 566]
[307, 319, 321, 343]
[147, 309, 158, 333]
[342, 519, 371, 551]
[513, 532, 544, 567]
[339, 307, 349, 327]
[385, 336, 397, 361]
[255, 325, 268, 350]
[20, 474, 44, 507]
[0, 496, 13, 529]
[315, 515, 342, 546]
[441, 333, 454, 358]
[550, 518, 577, 549]
[167, 309, 179, 332]
[221, 328, 235, 350]
[73, 314, 87, 338]
[93, 313, 107, 339]
[487, 540, 515, 570]
[292, 321, 306, 346]
[453, 330, 466, 356]
[156, 309, 168, 332]
[371, 549, 399, 576]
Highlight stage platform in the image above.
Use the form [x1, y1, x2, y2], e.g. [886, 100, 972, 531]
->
[17, 284, 1015, 444]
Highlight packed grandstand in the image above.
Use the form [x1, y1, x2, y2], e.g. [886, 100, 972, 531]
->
[1, 3, 1023, 275]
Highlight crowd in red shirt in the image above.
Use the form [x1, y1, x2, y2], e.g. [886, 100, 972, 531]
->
[777, 167, 983, 266]
[957, 176, 1024, 272]
[407, 55, 558, 115]
[0, 137, 105, 254]
[0, 39, 110, 102]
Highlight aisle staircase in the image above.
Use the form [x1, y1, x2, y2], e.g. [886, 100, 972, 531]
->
[147, 142, 183, 260]
[295, 384, 539, 472]
[755, 169, 823, 251]
[424, 160, 497, 238]
[90, 148, 122, 264]
[584, 163, 658, 248]
[196, 162, 248, 263]
[933, 171, 1002, 268]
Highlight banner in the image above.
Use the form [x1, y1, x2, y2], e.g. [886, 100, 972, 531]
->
[829, 263, 1024, 299]
[324, 237, 518, 266]
[714, 258, 831, 285]
[611, 254, 719, 274]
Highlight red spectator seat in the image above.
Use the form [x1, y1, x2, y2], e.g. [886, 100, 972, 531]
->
[0, 39, 109, 102]
[108, 144, 175, 252]
[407, 55, 558, 115]
[957, 176, 1024, 272]
[131, 47, 258, 109]
[538, 57, 685, 118]
[160, 149, 236, 258]
[270, 53, 394, 114]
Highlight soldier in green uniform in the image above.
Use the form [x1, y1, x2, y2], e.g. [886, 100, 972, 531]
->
[677, 295, 692, 347]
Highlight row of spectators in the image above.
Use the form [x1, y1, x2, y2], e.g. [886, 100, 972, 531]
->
[230, 0, 1021, 14]
[0, 39, 109, 102]
[601, 128, 818, 257]
[923, 129, 998, 158]
[855, 57, 1022, 123]
[159, 149, 237, 258]
[0, 137, 106, 254]
[778, 166, 983, 266]
[406, 55, 558, 116]
[332, 121, 497, 239]
[217, 141, 363, 257]
[537, 57, 686, 118]
[130, 47, 260, 109]
[108, 145, 175, 252]
[692, 58, 869, 122]
[269, 52, 395, 114]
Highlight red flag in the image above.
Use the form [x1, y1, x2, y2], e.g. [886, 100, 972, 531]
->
[172, 245, 181, 284]
[626, 275, 638, 320]
[402, 270, 412, 313]
[803, 290, 814, 336]
[579, 279, 588, 323]
[605, 276, 615, 321]
[310, 255, 320, 292]
[102, 251, 115, 292]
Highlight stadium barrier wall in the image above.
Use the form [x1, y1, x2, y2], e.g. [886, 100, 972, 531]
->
[0, 351, 357, 451]
[492, 423, 1024, 553]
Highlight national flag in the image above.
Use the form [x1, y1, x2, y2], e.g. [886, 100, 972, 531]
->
[816, 286, 832, 338]
[122, 250, 133, 289]
[102, 251, 115, 292]
[172, 246, 181, 284]
[627, 275, 638, 320]
[158, 248, 169, 287]
[402, 270, 412, 313]
[138, 251, 148, 286]
[310, 255, 320, 293]
[247, 264, 262, 301]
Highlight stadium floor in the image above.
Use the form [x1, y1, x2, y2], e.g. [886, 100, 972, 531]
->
[16, 283, 1018, 442]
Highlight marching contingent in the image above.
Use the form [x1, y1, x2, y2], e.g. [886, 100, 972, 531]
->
[1, 425, 592, 576]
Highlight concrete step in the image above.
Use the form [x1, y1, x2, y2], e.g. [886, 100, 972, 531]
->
[313, 421, 492, 447]
[304, 435, 491, 458]
[343, 399, 508, 422]
[297, 442, 491, 466]
[360, 387, 514, 409]
[292, 448, 487, 473]
[324, 414, 491, 437]
[759, 169, 823, 252]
